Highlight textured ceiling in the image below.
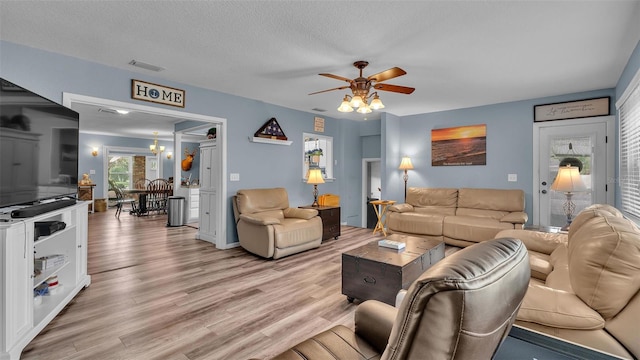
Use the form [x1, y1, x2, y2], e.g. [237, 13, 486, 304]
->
[1, 1, 640, 138]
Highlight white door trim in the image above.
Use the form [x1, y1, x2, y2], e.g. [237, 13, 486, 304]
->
[62, 93, 228, 250]
[532, 115, 615, 225]
[362, 157, 381, 228]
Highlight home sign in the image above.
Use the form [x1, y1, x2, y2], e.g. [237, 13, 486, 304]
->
[131, 79, 185, 108]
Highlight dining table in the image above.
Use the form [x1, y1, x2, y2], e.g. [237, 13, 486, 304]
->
[122, 188, 172, 216]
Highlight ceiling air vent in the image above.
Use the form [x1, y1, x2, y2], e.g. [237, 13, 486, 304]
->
[312, 108, 327, 112]
[128, 60, 165, 72]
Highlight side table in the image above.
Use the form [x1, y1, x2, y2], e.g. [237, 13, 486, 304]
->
[369, 200, 396, 236]
[300, 205, 341, 240]
[78, 184, 96, 213]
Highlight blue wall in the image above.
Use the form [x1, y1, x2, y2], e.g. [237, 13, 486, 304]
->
[80, 133, 174, 188]
[2, 37, 639, 243]
[0, 40, 355, 246]
[389, 89, 615, 221]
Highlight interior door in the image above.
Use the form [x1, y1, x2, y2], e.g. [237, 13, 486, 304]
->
[537, 121, 608, 227]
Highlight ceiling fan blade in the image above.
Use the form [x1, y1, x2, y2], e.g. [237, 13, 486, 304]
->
[367, 67, 406, 83]
[319, 73, 353, 83]
[308, 86, 350, 95]
[373, 83, 415, 94]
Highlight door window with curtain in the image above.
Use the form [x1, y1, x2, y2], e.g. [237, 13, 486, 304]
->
[618, 68, 640, 221]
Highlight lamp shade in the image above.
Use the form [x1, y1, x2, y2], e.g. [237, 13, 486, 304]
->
[399, 156, 414, 170]
[551, 165, 587, 192]
[306, 169, 325, 184]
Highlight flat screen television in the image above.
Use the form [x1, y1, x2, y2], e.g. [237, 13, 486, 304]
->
[0, 78, 79, 209]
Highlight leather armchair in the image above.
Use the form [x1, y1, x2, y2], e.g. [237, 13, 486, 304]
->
[502, 204, 640, 359]
[266, 237, 530, 359]
[232, 188, 322, 259]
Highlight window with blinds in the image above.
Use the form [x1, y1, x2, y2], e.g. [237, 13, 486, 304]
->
[618, 69, 640, 220]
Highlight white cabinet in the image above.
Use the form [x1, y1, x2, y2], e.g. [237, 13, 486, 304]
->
[0, 224, 32, 356]
[0, 202, 90, 360]
[197, 140, 218, 243]
[198, 191, 217, 242]
[199, 140, 218, 191]
[185, 188, 199, 223]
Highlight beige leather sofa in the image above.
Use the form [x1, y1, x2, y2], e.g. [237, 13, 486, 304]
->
[232, 188, 322, 259]
[265, 238, 530, 360]
[387, 187, 527, 247]
[496, 204, 640, 359]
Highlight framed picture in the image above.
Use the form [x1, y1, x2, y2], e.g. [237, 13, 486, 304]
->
[534, 97, 610, 122]
[432, 124, 486, 166]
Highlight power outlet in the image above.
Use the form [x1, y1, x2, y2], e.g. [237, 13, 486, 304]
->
[230, 173, 240, 181]
[89, 170, 96, 175]
[508, 174, 517, 182]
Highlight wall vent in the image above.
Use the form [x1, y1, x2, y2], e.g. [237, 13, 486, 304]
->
[128, 60, 165, 72]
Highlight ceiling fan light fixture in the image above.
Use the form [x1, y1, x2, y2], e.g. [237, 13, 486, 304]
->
[357, 104, 372, 114]
[350, 95, 363, 108]
[370, 93, 385, 110]
[337, 96, 354, 112]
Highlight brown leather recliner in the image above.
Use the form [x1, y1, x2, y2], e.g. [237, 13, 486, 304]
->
[266, 237, 530, 360]
[232, 188, 322, 259]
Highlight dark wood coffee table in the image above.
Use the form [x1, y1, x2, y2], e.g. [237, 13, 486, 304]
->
[342, 234, 445, 305]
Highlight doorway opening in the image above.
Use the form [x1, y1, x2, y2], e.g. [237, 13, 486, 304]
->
[62, 93, 228, 249]
[362, 158, 381, 228]
[532, 115, 615, 226]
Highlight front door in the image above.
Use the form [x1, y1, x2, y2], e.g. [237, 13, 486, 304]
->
[534, 116, 613, 227]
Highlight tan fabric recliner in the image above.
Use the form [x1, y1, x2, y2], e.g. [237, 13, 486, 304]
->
[232, 188, 322, 259]
[266, 237, 530, 360]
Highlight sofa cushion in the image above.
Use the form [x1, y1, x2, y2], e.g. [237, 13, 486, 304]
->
[568, 203, 624, 242]
[236, 188, 289, 214]
[387, 212, 444, 236]
[528, 252, 553, 281]
[568, 215, 640, 320]
[496, 229, 567, 255]
[455, 208, 508, 221]
[273, 217, 322, 248]
[443, 216, 514, 242]
[457, 188, 525, 212]
[407, 187, 458, 208]
[518, 285, 605, 330]
[545, 245, 572, 292]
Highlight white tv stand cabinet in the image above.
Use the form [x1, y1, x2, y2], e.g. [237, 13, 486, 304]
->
[0, 202, 90, 360]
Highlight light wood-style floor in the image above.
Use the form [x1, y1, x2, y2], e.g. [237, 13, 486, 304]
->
[21, 209, 394, 360]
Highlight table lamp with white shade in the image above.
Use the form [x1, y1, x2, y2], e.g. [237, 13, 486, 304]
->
[307, 168, 325, 207]
[551, 165, 588, 231]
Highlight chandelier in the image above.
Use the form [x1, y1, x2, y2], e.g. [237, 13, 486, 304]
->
[149, 131, 165, 155]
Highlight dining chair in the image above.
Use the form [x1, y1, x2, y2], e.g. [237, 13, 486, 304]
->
[147, 179, 171, 214]
[113, 186, 137, 218]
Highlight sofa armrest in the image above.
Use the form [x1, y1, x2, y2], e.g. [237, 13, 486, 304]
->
[501, 211, 528, 224]
[283, 207, 318, 220]
[355, 300, 397, 353]
[496, 229, 567, 255]
[517, 285, 605, 330]
[239, 213, 281, 225]
[388, 203, 414, 213]
[395, 290, 407, 307]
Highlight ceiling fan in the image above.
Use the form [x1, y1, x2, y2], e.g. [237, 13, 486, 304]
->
[309, 61, 415, 113]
